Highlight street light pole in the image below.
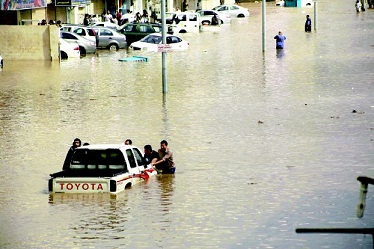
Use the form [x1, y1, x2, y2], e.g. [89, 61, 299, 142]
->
[314, 0, 318, 31]
[262, 0, 266, 52]
[161, 0, 168, 93]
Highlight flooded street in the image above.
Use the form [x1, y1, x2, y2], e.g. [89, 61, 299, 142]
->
[0, 0, 373, 248]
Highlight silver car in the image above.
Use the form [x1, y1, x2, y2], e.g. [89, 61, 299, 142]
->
[60, 31, 97, 54]
[60, 25, 97, 43]
[92, 27, 127, 51]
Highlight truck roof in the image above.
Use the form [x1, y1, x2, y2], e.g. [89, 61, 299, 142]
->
[78, 144, 137, 150]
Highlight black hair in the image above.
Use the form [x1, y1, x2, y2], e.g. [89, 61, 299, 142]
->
[144, 144, 152, 151]
[160, 140, 168, 146]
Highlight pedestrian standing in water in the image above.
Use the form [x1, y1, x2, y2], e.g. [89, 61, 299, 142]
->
[274, 31, 286, 49]
[143, 144, 160, 166]
[355, 0, 362, 12]
[153, 140, 174, 172]
[305, 15, 312, 32]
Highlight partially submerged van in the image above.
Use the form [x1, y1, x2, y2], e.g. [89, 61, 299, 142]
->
[166, 12, 201, 33]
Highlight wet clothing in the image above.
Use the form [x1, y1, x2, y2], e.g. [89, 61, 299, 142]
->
[305, 17, 312, 32]
[144, 150, 160, 165]
[156, 148, 174, 171]
[211, 15, 220, 26]
[274, 34, 286, 49]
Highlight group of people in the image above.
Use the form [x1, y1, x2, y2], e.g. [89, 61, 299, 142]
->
[81, 8, 155, 26]
[62, 138, 174, 172]
[124, 138, 175, 172]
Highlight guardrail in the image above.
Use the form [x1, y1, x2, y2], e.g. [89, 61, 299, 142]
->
[296, 176, 374, 248]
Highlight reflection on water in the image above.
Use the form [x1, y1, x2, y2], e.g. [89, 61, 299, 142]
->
[0, 0, 373, 248]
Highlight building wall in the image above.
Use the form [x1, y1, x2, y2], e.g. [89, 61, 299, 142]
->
[0, 25, 60, 61]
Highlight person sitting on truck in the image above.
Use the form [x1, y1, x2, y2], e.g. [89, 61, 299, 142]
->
[62, 138, 81, 170]
[143, 144, 160, 166]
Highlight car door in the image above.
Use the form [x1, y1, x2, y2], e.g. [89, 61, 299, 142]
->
[97, 28, 113, 47]
[125, 148, 142, 183]
[166, 36, 184, 50]
[138, 24, 154, 41]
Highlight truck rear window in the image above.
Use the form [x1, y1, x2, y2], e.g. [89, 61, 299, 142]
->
[71, 149, 127, 170]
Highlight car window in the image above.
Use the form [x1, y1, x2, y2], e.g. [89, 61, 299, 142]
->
[142, 35, 162, 44]
[139, 25, 153, 33]
[152, 26, 161, 32]
[126, 149, 137, 168]
[177, 14, 186, 21]
[231, 6, 239, 10]
[87, 29, 96, 36]
[166, 36, 181, 44]
[133, 148, 145, 167]
[206, 11, 214, 15]
[101, 29, 113, 36]
[123, 24, 135, 32]
[61, 33, 77, 40]
[74, 28, 86, 36]
[189, 14, 197, 21]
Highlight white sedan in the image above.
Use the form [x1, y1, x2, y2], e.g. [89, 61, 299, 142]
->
[196, 10, 231, 25]
[212, 4, 250, 18]
[129, 33, 189, 51]
[59, 38, 80, 59]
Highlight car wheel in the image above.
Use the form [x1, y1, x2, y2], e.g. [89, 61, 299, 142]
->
[237, 14, 245, 18]
[79, 46, 86, 55]
[109, 44, 119, 51]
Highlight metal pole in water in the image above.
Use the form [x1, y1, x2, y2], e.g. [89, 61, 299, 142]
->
[262, 0, 266, 52]
[314, 0, 318, 31]
[161, 0, 167, 93]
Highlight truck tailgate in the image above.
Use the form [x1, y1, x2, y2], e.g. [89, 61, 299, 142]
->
[50, 177, 110, 193]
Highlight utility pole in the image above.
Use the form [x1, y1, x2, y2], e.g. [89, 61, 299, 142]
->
[314, 0, 318, 31]
[262, 0, 266, 52]
[161, 0, 167, 93]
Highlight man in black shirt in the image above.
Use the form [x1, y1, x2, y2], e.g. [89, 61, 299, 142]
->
[143, 144, 159, 166]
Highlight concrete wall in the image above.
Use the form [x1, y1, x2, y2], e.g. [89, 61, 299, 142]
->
[0, 25, 60, 61]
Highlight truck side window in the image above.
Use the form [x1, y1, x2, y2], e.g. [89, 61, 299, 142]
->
[133, 148, 145, 167]
[126, 149, 137, 168]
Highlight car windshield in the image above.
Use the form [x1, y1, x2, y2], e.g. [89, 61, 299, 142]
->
[140, 35, 162, 44]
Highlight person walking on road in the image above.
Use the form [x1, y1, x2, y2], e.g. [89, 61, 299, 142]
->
[305, 15, 312, 32]
[274, 31, 286, 49]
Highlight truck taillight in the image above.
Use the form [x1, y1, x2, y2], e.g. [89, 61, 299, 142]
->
[110, 180, 117, 192]
[48, 179, 53, 191]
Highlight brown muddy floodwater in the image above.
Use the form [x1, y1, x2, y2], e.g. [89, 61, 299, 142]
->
[0, 0, 373, 248]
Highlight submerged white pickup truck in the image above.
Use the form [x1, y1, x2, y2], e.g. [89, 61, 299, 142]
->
[48, 144, 157, 194]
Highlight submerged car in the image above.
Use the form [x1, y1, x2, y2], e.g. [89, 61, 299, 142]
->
[60, 31, 97, 54]
[59, 38, 80, 59]
[196, 9, 231, 25]
[117, 23, 162, 45]
[212, 4, 250, 18]
[89, 21, 119, 30]
[92, 27, 127, 50]
[129, 33, 189, 51]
